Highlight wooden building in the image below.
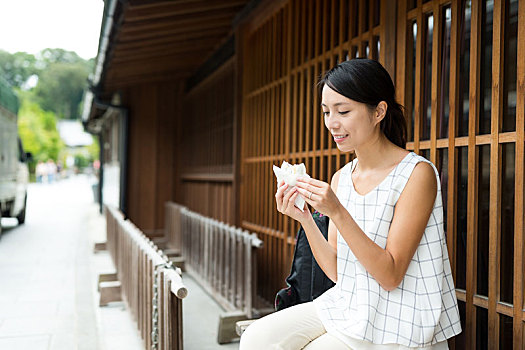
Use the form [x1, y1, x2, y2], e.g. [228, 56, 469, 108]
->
[83, 0, 524, 348]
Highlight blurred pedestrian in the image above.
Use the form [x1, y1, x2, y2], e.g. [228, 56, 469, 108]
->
[46, 159, 57, 183]
[35, 161, 47, 183]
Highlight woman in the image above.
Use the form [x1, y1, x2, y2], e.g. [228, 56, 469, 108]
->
[240, 59, 461, 349]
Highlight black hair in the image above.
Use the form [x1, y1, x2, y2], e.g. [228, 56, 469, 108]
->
[318, 58, 407, 149]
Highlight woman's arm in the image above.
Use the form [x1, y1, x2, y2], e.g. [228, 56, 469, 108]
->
[275, 170, 341, 282]
[297, 162, 437, 291]
[299, 170, 341, 282]
[332, 162, 437, 291]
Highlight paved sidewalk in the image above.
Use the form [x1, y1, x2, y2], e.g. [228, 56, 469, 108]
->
[182, 273, 240, 350]
[0, 175, 243, 350]
[0, 176, 142, 350]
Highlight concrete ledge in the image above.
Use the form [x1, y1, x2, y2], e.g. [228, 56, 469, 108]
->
[97, 273, 118, 291]
[93, 242, 107, 252]
[169, 256, 186, 272]
[217, 310, 248, 344]
[163, 248, 181, 257]
[99, 280, 122, 306]
[235, 320, 255, 337]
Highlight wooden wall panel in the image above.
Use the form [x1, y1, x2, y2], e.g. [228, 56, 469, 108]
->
[395, 0, 524, 348]
[239, 0, 523, 346]
[124, 81, 180, 235]
[241, 0, 389, 304]
[179, 59, 235, 225]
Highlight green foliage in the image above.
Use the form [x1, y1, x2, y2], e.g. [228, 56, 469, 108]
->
[0, 48, 92, 119]
[0, 76, 19, 114]
[38, 48, 85, 68]
[74, 153, 90, 169]
[3, 48, 96, 172]
[17, 90, 64, 163]
[0, 50, 38, 88]
[35, 61, 89, 119]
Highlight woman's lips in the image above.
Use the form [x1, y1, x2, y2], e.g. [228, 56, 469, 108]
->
[333, 135, 348, 143]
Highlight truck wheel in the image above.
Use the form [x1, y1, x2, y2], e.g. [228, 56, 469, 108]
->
[17, 195, 27, 225]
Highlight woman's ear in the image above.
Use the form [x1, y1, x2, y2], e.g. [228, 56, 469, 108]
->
[375, 101, 388, 124]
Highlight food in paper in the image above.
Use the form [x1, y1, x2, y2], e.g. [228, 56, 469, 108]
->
[273, 161, 310, 212]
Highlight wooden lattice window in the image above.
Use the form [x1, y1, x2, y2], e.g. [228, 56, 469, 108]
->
[241, 0, 390, 304]
[396, 0, 525, 348]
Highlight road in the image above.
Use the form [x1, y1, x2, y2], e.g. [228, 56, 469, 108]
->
[0, 175, 141, 350]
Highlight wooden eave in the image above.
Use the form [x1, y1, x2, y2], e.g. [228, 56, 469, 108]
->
[101, 0, 249, 90]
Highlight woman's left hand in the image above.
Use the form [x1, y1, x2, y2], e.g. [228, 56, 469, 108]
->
[295, 177, 342, 218]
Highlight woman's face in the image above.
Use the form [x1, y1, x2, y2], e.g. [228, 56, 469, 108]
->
[321, 85, 380, 153]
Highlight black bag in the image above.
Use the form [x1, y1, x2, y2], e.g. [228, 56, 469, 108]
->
[274, 214, 335, 311]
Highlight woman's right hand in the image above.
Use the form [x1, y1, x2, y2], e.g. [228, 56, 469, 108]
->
[275, 180, 312, 223]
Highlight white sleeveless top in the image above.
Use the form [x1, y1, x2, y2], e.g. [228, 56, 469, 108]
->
[314, 152, 462, 349]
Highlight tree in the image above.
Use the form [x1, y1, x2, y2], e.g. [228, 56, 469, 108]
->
[0, 49, 93, 119]
[35, 61, 89, 119]
[17, 90, 63, 162]
[0, 50, 38, 88]
[37, 48, 85, 68]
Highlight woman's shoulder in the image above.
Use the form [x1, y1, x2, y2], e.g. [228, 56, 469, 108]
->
[402, 152, 439, 178]
[330, 158, 355, 191]
[397, 154, 438, 202]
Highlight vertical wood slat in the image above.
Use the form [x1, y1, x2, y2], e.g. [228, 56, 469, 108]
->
[414, 5, 423, 154]
[170, 205, 262, 315]
[489, 1, 505, 348]
[241, 0, 388, 302]
[395, 0, 408, 110]
[282, 0, 293, 283]
[467, 1, 483, 348]
[513, 1, 525, 349]
[368, 0, 375, 58]
[430, 2, 442, 164]
[104, 207, 186, 349]
[446, 4, 460, 346]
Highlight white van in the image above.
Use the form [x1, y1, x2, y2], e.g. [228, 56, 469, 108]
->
[0, 81, 30, 236]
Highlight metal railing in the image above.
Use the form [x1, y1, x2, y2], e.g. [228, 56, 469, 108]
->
[166, 202, 262, 319]
[106, 205, 187, 350]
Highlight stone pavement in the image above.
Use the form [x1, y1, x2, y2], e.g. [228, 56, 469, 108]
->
[0, 175, 241, 350]
[182, 273, 239, 350]
[0, 175, 142, 350]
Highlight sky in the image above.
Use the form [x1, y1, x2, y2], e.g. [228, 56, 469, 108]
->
[0, 0, 105, 60]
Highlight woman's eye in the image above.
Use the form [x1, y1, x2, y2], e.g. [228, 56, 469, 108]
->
[339, 111, 349, 115]
[322, 111, 330, 117]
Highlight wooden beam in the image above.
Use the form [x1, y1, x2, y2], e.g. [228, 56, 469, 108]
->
[489, 1, 505, 347]
[126, 0, 200, 9]
[106, 59, 194, 79]
[118, 18, 232, 42]
[447, 0, 460, 292]
[111, 46, 215, 64]
[466, 0, 482, 348]
[125, 0, 246, 22]
[430, 1, 442, 163]
[120, 11, 236, 35]
[115, 34, 227, 53]
[413, 4, 423, 154]
[395, 0, 407, 111]
[513, 1, 525, 349]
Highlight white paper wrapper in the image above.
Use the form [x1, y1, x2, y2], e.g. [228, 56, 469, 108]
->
[273, 161, 310, 211]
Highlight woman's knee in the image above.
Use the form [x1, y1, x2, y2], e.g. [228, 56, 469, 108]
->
[239, 317, 274, 350]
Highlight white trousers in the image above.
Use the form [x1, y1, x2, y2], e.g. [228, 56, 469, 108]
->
[239, 302, 351, 350]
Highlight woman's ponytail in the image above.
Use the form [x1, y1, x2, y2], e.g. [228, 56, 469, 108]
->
[380, 101, 407, 149]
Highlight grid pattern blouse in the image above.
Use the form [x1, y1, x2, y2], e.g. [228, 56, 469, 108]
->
[314, 152, 462, 348]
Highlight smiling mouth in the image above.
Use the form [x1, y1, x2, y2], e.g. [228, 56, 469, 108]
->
[333, 134, 349, 140]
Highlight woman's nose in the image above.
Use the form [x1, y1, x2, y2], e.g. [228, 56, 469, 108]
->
[326, 116, 340, 129]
